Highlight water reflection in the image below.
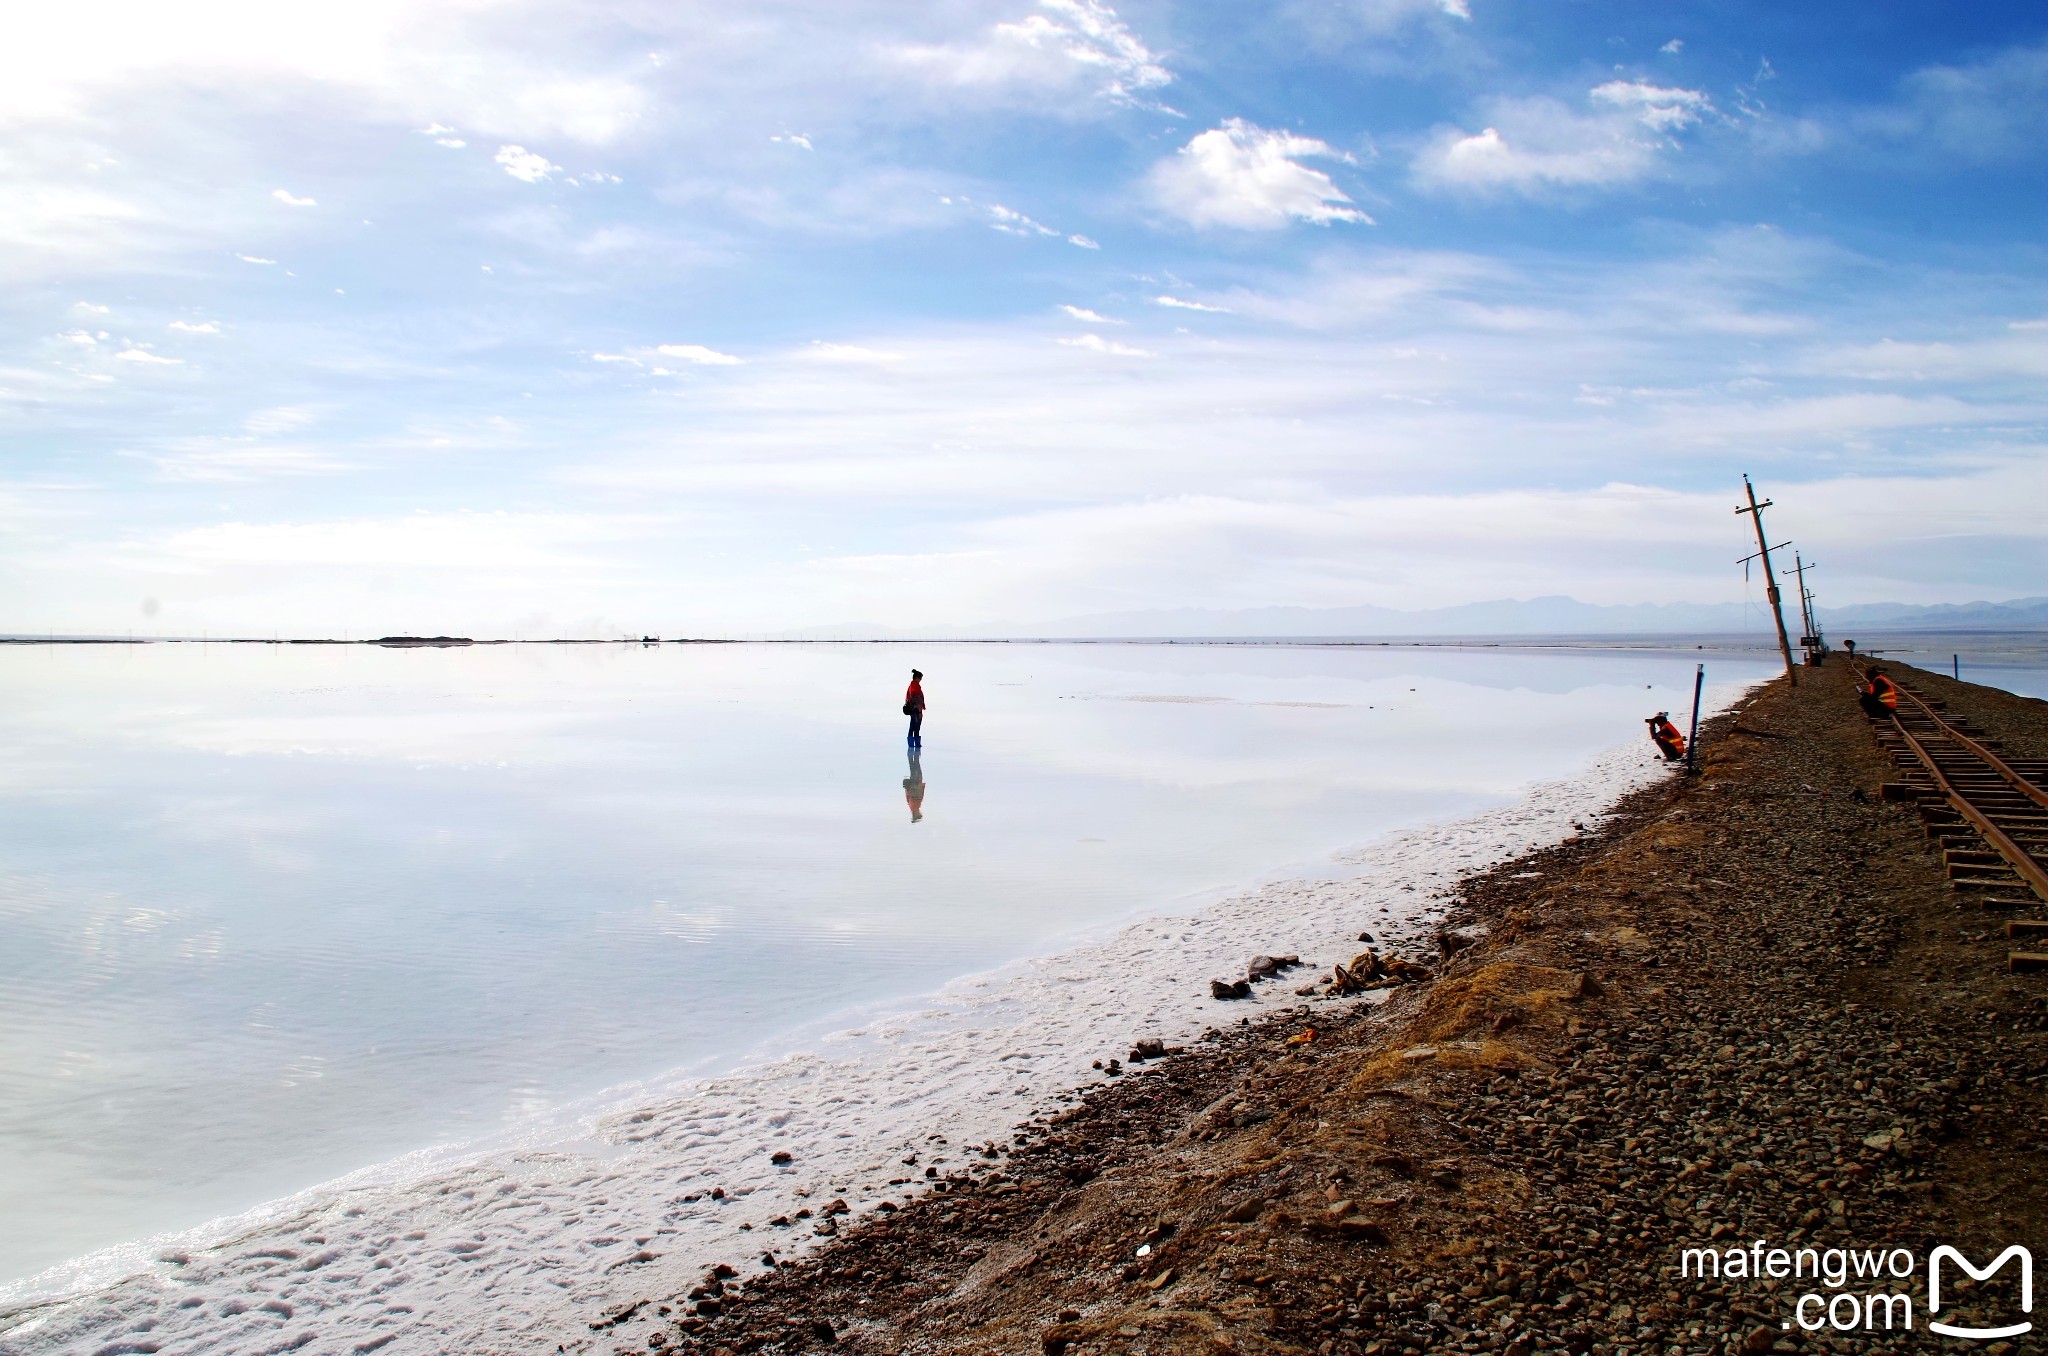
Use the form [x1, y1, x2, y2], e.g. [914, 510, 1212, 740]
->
[902, 748, 926, 823]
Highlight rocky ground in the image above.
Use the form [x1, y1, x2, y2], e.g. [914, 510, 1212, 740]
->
[575, 654, 2048, 1356]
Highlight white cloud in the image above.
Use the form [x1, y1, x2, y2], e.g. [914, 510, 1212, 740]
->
[168, 320, 221, 334]
[495, 145, 562, 183]
[1154, 295, 1230, 313]
[1413, 86, 1709, 194]
[1150, 119, 1372, 229]
[0, 2, 413, 125]
[73, 301, 109, 313]
[1059, 304, 1119, 323]
[1800, 331, 2048, 383]
[1068, 233, 1099, 249]
[128, 446, 352, 483]
[1058, 333, 1152, 356]
[58, 329, 98, 346]
[434, 137, 466, 148]
[988, 203, 1059, 237]
[0, 4, 649, 143]
[23, 237, 2044, 634]
[804, 342, 903, 363]
[654, 343, 742, 365]
[237, 254, 275, 265]
[271, 188, 317, 207]
[147, 511, 634, 569]
[1590, 80, 1715, 131]
[243, 405, 322, 435]
[1862, 40, 2048, 163]
[0, 185, 145, 268]
[114, 348, 182, 365]
[1660, 39, 1684, 55]
[894, 0, 1171, 108]
[1296, 0, 1472, 38]
[771, 133, 813, 150]
[863, 464, 2048, 622]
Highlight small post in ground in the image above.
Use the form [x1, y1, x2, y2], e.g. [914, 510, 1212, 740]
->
[1954, 653, 1960, 680]
[1685, 663, 1704, 775]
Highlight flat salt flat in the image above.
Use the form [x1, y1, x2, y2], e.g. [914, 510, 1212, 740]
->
[0, 640, 1774, 1353]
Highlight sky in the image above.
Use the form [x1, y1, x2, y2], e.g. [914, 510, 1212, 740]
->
[3, 0, 2044, 637]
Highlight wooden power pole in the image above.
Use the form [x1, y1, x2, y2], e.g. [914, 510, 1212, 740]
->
[1737, 474, 1798, 686]
[1784, 552, 1824, 663]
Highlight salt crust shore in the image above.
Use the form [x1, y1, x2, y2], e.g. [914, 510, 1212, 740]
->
[0, 703, 1750, 1356]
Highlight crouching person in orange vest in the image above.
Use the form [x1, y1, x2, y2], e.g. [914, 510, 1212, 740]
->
[1647, 712, 1687, 761]
[1859, 668, 1899, 719]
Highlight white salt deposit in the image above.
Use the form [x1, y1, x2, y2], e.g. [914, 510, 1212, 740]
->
[0, 732, 1712, 1355]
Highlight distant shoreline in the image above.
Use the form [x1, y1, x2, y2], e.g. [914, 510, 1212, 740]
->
[3, 630, 2044, 652]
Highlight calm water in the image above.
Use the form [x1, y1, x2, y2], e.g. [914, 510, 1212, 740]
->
[1, 640, 1778, 1285]
[1855, 634, 2048, 701]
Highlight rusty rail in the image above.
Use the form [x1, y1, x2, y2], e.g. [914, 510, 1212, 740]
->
[1855, 663, 2048, 909]
[1888, 720, 2048, 903]
[1887, 681, 2048, 813]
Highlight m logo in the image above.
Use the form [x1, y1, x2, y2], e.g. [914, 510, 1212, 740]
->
[1928, 1245, 2033, 1340]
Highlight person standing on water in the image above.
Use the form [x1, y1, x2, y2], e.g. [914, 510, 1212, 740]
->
[904, 669, 925, 745]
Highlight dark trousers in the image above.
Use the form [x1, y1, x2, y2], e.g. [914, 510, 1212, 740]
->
[908, 709, 923, 740]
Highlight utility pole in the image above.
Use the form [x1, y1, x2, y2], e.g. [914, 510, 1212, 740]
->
[1736, 474, 1797, 686]
[1784, 552, 1823, 664]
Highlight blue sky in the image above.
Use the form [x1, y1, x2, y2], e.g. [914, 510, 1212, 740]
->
[4, 0, 2044, 636]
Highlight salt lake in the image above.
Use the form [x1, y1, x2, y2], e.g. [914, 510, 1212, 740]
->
[1, 638, 1789, 1347]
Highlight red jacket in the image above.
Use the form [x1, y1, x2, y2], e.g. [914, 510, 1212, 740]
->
[905, 680, 925, 711]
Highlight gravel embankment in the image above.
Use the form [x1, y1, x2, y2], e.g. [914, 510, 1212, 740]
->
[580, 655, 2047, 1356]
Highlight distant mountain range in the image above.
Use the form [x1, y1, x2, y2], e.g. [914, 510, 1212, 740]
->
[782, 595, 2048, 640]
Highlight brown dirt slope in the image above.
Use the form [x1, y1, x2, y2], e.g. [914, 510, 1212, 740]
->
[597, 655, 2048, 1356]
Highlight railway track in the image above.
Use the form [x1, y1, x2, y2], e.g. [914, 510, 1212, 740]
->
[1855, 664, 2048, 974]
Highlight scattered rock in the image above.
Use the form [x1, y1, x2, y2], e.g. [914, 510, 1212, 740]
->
[1246, 954, 1302, 980]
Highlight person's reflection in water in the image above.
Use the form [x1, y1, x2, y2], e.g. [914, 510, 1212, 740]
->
[902, 747, 926, 823]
